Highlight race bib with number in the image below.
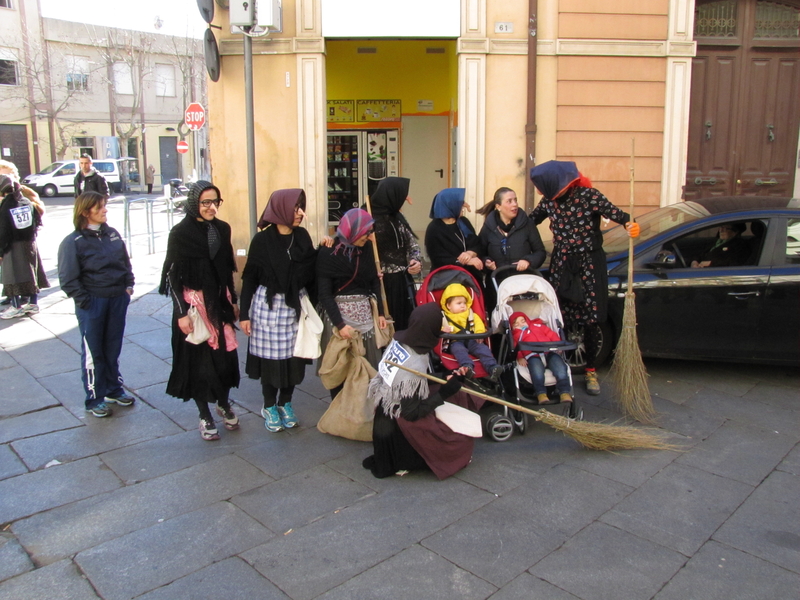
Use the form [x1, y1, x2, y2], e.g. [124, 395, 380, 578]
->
[378, 339, 411, 386]
[9, 206, 33, 230]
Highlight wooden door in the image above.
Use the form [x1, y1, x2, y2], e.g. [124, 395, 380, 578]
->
[685, 0, 800, 199]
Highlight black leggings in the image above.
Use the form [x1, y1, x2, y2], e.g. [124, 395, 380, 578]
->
[195, 396, 231, 422]
[262, 381, 295, 408]
[584, 323, 601, 370]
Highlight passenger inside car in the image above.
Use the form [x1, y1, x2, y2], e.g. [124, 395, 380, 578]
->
[690, 222, 750, 268]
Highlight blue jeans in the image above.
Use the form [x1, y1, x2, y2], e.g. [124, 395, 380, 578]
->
[527, 353, 571, 395]
[450, 339, 497, 371]
[76, 293, 130, 408]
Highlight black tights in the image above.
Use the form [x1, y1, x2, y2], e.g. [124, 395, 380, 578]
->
[262, 381, 295, 408]
[584, 323, 600, 370]
[195, 397, 231, 422]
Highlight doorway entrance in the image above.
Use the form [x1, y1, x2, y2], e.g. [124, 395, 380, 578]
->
[685, 0, 800, 200]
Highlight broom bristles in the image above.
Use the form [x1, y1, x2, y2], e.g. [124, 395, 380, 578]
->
[610, 292, 656, 424]
[533, 409, 677, 451]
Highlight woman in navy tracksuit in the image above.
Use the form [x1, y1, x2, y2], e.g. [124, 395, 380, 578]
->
[58, 191, 135, 417]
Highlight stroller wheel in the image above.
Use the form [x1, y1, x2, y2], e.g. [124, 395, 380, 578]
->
[562, 399, 583, 421]
[485, 414, 514, 442]
[511, 409, 527, 435]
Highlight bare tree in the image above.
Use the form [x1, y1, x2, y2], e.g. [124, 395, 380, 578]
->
[0, 30, 95, 161]
[89, 26, 154, 158]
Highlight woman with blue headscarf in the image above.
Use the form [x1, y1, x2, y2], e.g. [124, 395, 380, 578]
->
[425, 188, 483, 281]
[530, 160, 639, 396]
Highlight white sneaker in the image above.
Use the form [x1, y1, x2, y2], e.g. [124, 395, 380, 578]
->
[21, 304, 40, 315]
[0, 306, 26, 319]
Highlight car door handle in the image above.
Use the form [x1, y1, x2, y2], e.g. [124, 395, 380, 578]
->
[728, 291, 760, 299]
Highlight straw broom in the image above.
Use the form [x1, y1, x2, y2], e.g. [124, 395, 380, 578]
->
[384, 361, 678, 452]
[609, 140, 656, 424]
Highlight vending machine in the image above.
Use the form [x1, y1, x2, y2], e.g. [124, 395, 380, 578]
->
[326, 130, 399, 225]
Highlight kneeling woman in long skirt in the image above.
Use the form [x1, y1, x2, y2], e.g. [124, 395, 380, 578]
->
[363, 302, 482, 479]
[160, 181, 240, 441]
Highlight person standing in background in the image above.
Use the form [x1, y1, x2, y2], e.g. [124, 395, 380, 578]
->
[0, 160, 46, 310]
[74, 154, 109, 199]
[145, 164, 156, 195]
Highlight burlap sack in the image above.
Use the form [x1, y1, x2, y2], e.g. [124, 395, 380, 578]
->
[317, 329, 377, 442]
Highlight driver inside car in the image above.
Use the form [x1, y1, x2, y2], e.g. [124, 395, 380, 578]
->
[691, 222, 750, 268]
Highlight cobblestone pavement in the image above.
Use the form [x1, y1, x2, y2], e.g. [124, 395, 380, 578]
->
[1, 195, 798, 599]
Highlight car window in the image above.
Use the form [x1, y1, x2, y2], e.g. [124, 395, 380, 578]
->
[787, 219, 800, 264]
[661, 220, 765, 269]
[603, 203, 708, 255]
[39, 162, 63, 175]
[57, 164, 76, 176]
[94, 162, 115, 173]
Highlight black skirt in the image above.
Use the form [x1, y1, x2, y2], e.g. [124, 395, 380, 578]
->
[245, 354, 308, 388]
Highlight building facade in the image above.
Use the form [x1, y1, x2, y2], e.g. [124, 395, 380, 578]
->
[0, 0, 205, 188]
[200, 0, 798, 261]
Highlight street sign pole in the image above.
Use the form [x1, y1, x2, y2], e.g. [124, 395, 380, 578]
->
[244, 30, 257, 240]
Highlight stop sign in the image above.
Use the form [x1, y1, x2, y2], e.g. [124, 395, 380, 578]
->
[185, 102, 206, 130]
[176, 140, 189, 154]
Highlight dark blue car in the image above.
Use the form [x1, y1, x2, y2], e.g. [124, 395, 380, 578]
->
[545, 197, 800, 367]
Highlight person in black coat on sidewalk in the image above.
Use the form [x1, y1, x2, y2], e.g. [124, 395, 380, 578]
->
[74, 155, 109, 199]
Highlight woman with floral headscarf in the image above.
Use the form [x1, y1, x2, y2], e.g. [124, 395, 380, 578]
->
[369, 176, 421, 331]
[425, 187, 483, 281]
[239, 189, 318, 433]
[530, 160, 639, 395]
[160, 180, 240, 441]
[316, 208, 387, 398]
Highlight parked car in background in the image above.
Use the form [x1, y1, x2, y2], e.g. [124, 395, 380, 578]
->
[22, 157, 139, 197]
[543, 197, 800, 368]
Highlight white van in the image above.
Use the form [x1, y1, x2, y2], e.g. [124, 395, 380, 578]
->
[22, 157, 138, 197]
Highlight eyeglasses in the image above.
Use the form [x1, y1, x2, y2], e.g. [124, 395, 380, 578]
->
[199, 199, 223, 208]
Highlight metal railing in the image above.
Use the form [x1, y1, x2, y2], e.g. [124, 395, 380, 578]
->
[117, 194, 180, 256]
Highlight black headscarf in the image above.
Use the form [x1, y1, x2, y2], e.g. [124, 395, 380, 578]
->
[394, 302, 442, 354]
[185, 180, 221, 219]
[370, 176, 417, 239]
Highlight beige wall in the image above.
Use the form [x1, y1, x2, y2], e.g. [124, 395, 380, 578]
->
[205, 0, 692, 256]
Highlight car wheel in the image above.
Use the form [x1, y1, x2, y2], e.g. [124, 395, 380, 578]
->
[42, 184, 57, 198]
[485, 413, 514, 442]
[564, 321, 613, 372]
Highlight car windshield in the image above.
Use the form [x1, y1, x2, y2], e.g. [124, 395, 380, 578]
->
[38, 162, 64, 175]
[602, 202, 710, 255]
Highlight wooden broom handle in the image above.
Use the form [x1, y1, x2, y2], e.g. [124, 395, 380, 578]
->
[628, 139, 635, 287]
[364, 195, 392, 319]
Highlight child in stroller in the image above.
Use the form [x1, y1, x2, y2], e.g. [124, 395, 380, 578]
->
[510, 312, 572, 404]
[440, 283, 504, 382]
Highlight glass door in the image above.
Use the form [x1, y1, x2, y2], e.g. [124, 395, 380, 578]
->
[327, 133, 361, 224]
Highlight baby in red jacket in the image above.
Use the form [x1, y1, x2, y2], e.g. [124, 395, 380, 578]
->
[510, 311, 572, 404]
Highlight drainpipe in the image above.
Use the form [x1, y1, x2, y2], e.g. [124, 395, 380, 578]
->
[524, 0, 538, 211]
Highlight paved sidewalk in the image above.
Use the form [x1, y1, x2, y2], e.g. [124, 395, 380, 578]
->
[0, 198, 798, 599]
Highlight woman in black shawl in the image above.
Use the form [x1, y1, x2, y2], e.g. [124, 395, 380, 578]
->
[362, 302, 482, 479]
[239, 189, 317, 433]
[369, 176, 421, 331]
[160, 180, 240, 441]
[425, 187, 483, 280]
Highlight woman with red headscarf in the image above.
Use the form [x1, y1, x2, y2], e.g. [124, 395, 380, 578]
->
[240, 189, 318, 433]
[530, 160, 639, 396]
